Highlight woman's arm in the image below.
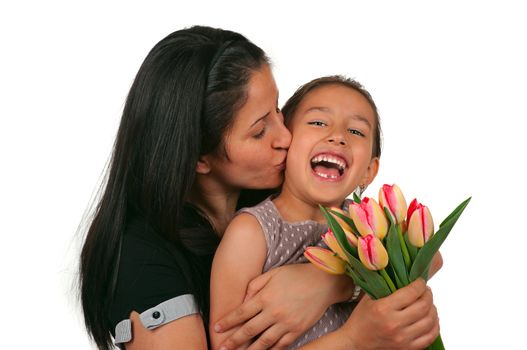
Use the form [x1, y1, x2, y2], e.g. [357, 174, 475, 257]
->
[124, 312, 207, 349]
[214, 263, 354, 349]
[299, 279, 440, 350]
[209, 213, 268, 350]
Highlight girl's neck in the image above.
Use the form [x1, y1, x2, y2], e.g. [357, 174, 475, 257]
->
[188, 175, 240, 237]
[273, 185, 340, 224]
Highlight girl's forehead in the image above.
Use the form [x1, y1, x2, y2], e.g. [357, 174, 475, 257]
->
[297, 84, 374, 118]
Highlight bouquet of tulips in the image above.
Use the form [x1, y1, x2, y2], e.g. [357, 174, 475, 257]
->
[304, 184, 471, 350]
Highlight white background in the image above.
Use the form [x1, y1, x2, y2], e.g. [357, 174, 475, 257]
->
[1, 1, 526, 348]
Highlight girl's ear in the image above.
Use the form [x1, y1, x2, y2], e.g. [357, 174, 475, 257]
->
[362, 157, 380, 186]
[196, 155, 212, 175]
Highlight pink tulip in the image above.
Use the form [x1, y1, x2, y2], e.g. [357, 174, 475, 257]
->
[407, 199, 435, 247]
[357, 234, 389, 270]
[348, 197, 388, 239]
[304, 247, 346, 275]
[379, 184, 408, 224]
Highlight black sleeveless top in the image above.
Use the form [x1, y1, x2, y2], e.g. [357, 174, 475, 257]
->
[109, 205, 219, 342]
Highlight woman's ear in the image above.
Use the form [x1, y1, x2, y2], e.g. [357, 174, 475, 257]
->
[196, 155, 212, 175]
[362, 157, 380, 186]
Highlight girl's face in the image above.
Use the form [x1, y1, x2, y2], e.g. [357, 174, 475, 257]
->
[204, 64, 291, 190]
[283, 84, 379, 207]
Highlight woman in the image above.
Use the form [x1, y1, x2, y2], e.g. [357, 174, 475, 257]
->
[79, 25, 439, 349]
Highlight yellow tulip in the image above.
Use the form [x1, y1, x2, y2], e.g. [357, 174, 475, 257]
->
[379, 184, 408, 224]
[304, 247, 346, 275]
[407, 199, 435, 247]
[357, 234, 389, 271]
[322, 229, 351, 262]
[348, 197, 388, 239]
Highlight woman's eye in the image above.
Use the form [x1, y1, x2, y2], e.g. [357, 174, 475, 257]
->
[254, 128, 266, 139]
[348, 129, 365, 137]
[308, 121, 327, 127]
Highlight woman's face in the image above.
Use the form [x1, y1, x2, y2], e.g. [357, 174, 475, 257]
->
[206, 64, 292, 190]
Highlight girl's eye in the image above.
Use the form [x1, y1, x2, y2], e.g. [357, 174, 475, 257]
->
[254, 127, 266, 139]
[275, 107, 281, 114]
[308, 121, 327, 127]
[348, 129, 365, 137]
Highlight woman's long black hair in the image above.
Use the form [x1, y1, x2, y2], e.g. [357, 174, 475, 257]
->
[79, 26, 268, 349]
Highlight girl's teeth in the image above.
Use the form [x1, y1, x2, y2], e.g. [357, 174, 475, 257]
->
[316, 171, 338, 179]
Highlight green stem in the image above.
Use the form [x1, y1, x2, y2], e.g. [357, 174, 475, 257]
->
[397, 224, 412, 269]
[426, 333, 445, 350]
[379, 268, 397, 293]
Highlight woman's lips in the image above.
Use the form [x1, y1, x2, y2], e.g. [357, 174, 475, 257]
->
[276, 160, 286, 170]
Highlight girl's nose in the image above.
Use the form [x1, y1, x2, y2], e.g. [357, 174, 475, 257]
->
[327, 135, 347, 146]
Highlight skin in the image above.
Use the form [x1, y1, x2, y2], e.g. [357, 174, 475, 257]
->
[124, 66, 351, 349]
[125, 74, 442, 349]
[275, 84, 379, 221]
[210, 84, 380, 349]
[213, 85, 441, 350]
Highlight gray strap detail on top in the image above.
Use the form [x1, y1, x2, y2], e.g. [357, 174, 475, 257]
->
[114, 319, 132, 344]
[114, 294, 199, 344]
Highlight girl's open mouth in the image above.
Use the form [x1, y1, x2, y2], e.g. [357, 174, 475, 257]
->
[310, 153, 347, 180]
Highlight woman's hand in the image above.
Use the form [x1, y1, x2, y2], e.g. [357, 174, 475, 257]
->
[338, 278, 440, 350]
[214, 263, 352, 350]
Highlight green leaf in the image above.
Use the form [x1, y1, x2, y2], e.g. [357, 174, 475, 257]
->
[329, 208, 360, 236]
[409, 197, 471, 281]
[388, 263, 405, 289]
[386, 217, 410, 287]
[439, 196, 472, 228]
[346, 267, 376, 298]
[353, 192, 362, 204]
[347, 254, 392, 299]
[319, 205, 357, 258]
[404, 233, 418, 262]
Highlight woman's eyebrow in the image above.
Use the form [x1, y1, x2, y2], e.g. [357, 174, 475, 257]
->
[250, 112, 270, 127]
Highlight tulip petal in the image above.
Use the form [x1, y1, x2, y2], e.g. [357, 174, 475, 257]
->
[407, 203, 434, 247]
[304, 247, 346, 275]
[379, 184, 408, 224]
[357, 234, 389, 270]
[349, 202, 374, 237]
[322, 230, 350, 262]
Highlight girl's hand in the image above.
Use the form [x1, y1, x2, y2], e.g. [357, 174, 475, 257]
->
[339, 278, 440, 350]
[214, 263, 352, 350]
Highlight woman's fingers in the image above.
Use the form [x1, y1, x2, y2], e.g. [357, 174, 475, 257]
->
[219, 312, 275, 349]
[388, 278, 427, 311]
[215, 298, 263, 333]
[408, 308, 440, 350]
[398, 286, 434, 327]
[245, 269, 278, 302]
[406, 304, 438, 338]
[245, 324, 289, 350]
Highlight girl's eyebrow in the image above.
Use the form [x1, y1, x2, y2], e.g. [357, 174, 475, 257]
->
[305, 106, 372, 128]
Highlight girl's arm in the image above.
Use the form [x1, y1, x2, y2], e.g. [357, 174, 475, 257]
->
[215, 253, 443, 350]
[124, 312, 207, 349]
[214, 263, 354, 349]
[209, 213, 268, 350]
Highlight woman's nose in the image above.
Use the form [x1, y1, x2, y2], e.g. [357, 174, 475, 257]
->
[272, 116, 292, 150]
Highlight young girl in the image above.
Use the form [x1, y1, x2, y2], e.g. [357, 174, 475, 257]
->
[210, 76, 382, 349]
